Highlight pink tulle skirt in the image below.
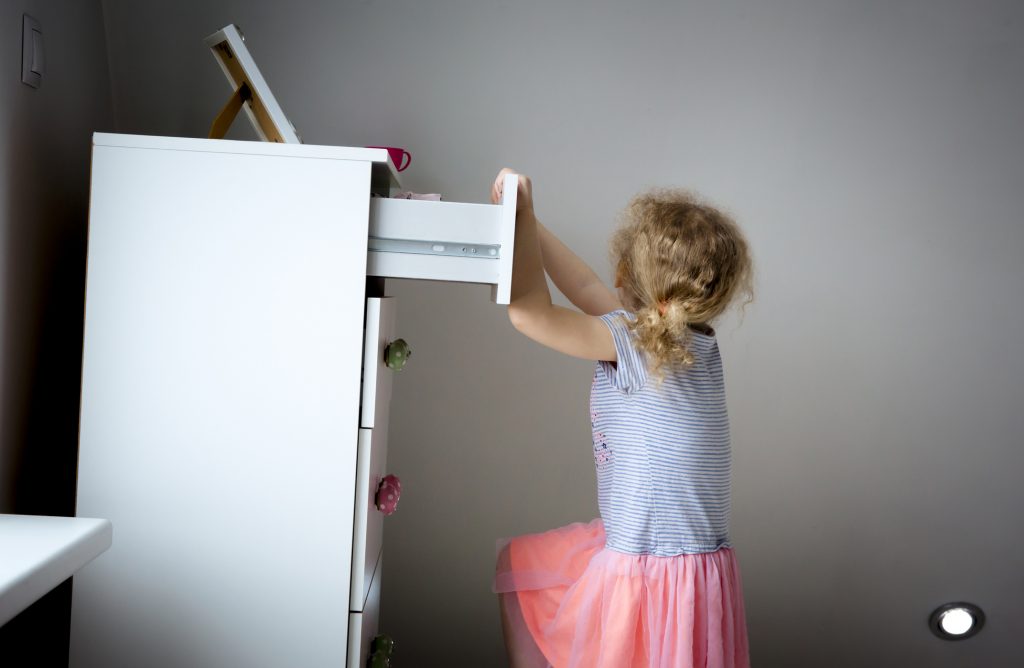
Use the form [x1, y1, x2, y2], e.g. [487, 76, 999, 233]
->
[494, 519, 750, 668]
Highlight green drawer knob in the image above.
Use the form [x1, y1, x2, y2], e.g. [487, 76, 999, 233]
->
[384, 339, 411, 371]
[368, 633, 395, 667]
[371, 633, 395, 656]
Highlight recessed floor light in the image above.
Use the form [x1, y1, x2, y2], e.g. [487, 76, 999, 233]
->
[929, 602, 985, 641]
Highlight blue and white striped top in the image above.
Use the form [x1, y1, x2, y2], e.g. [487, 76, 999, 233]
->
[590, 310, 732, 556]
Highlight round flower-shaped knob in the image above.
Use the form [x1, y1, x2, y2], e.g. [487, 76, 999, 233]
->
[375, 474, 402, 515]
[384, 339, 411, 371]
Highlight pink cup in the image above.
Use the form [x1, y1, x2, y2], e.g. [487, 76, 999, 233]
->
[367, 146, 411, 172]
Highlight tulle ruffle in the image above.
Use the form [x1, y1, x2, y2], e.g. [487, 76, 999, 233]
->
[495, 519, 750, 668]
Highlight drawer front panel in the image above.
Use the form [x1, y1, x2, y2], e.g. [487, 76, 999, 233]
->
[347, 550, 383, 668]
[351, 426, 389, 611]
[361, 297, 398, 429]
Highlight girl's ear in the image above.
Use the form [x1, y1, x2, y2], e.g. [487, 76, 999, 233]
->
[614, 261, 625, 289]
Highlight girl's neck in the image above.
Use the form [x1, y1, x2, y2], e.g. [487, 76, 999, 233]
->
[689, 323, 714, 336]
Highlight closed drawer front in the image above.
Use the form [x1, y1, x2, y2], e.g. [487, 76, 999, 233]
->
[348, 549, 383, 668]
[366, 172, 519, 304]
[351, 426, 389, 611]
[361, 297, 398, 429]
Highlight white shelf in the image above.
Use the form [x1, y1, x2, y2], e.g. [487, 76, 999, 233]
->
[0, 514, 112, 627]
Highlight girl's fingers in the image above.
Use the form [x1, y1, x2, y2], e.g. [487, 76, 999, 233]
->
[494, 171, 507, 202]
[492, 168, 520, 204]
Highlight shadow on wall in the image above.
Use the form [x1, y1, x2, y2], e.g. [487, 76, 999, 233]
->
[0, 68, 95, 668]
[1, 92, 90, 516]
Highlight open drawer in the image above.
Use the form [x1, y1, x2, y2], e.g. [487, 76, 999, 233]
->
[367, 173, 518, 304]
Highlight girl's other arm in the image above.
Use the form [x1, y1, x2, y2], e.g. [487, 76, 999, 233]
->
[535, 221, 623, 316]
[491, 178, 621, 316]
[494, 169, 617, 362]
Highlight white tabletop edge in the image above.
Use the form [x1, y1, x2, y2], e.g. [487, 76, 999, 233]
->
[0, 514, 113, 627]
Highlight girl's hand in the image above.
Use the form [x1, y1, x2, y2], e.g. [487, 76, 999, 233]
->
[491, 168, 534, 213]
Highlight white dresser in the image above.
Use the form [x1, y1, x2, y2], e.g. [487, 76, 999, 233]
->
[69, 132, 516, 667]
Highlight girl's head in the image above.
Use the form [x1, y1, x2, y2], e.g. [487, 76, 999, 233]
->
[610, 188, 753, 372]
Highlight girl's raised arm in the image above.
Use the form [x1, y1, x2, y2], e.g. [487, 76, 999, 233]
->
[535, 222, 623, 316]
[490, 173, 622, 316]
[494, 169, 618, 362]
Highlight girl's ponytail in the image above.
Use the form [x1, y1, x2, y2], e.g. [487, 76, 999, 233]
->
[631, 300, 695, 375]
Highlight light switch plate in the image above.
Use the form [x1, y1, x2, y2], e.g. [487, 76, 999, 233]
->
[22, 14, 42, 89]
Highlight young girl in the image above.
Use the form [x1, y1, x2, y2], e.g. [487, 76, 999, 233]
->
[491, 168, 753, 668]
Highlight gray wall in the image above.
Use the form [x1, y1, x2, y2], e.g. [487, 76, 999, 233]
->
[98, 0, 1024, 666]
[0, 0, 114, 662]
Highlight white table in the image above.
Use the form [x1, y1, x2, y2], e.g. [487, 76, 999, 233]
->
[0, 514, 112, 627]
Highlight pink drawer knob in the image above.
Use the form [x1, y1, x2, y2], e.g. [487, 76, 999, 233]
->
[375, 474, 402, 515]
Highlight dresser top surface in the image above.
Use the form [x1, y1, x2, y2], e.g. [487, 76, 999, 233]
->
[93, 133, 402, 186]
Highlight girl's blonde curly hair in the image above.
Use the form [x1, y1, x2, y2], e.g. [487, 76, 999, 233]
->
[610, 188, 753, 377]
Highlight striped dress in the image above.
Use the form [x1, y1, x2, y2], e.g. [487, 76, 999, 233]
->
[592, 309, 732, 556]
[495, 309, 750, 668]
